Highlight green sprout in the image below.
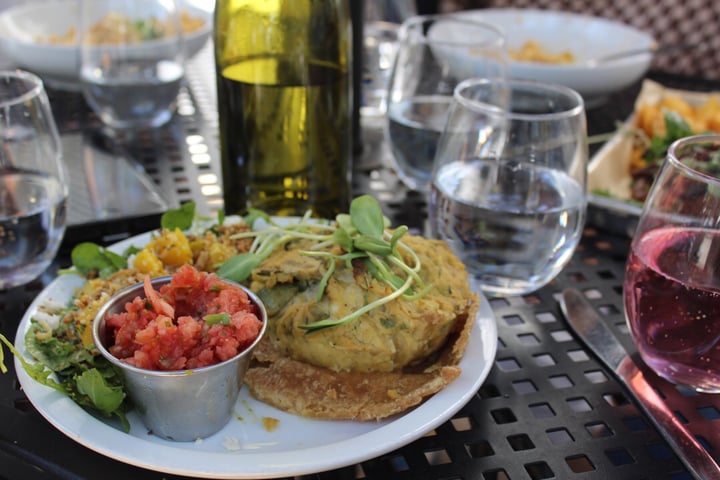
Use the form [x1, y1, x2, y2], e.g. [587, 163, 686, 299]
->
[216, 195, 427, 333]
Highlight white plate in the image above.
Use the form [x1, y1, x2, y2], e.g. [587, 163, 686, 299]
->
[433, 8, 654, 106]
[14, 227, 498, 479]
[0, 0, 212, 89]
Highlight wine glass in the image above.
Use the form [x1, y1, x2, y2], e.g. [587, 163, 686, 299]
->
[0, 70, 68, 289]
[624, 134, 720, 393]
[385, 14, 506, 192]
[429, 77, 588, 296]
[79, 0, 185, 130]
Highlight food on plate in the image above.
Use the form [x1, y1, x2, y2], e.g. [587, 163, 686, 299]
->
[245, 230, 477, 420]
[0, 210, 254, 427]
[588, 80, 720, 207]
[93, 266, 267, 441]
[249, 234, 469, 373]
[36, 10, 205, 46]
[509, 40, 574, 64]
[222, 195, 478, 420]
[0, 196, 479, 428]
[626, 90, 720, 202]
[104, 264, 263, 371]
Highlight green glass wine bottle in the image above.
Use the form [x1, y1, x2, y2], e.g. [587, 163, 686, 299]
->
[214, 0, 352, 218]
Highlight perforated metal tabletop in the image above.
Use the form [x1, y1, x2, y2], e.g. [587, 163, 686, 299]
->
[0, 45, 719, 480]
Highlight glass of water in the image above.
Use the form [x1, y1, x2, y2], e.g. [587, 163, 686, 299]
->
[79, 0, 185, 130]
[0, 70, 68, 289]
[429, 77, 588, 296]
[361, 0, 417, 121]
[385, 14, 506, 192]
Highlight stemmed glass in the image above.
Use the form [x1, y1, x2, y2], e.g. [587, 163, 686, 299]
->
[385, 14, 506, 192]
[0, 70, 68, 289]
[79, 0, 185, 130]
[624, 134, 720, 393]
[429, 77, 588, 296]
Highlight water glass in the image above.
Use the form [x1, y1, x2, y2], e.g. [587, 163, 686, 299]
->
[361, 21, 400, 120]
[624, 134, 720, 393]
[361, 0, 416, 120]
[79, 0, 185, 130]
[429, 77, 588, 296]
[0, 70, 68, 289]
[385, 14, 506, 192]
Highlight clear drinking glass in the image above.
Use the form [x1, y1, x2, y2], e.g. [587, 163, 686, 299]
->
[79, 0, 185, 130]
[362, 21, 400, 120]
[385, 14, 506, 192]
[361, 0, 417, 120]
[624, 134, 720, 393]
[0, 70, 68, 289]
[429, 77, 588, 296]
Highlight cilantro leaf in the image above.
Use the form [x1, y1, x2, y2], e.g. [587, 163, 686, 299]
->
[161, 201, 196, 231]
[76, 368, 126, 416]
[71, 242, 127, 278]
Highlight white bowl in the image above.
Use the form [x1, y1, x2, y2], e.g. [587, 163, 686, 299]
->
[0, 0, 212, 89]
[431, 8, 655, 107]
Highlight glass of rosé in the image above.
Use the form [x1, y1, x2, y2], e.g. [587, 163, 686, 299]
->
[624, 133, 720, 393]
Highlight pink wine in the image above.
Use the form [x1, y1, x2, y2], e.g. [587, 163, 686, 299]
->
[624, 225, 720, 392]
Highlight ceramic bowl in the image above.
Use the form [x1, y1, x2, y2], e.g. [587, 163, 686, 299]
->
[0, 0, 212, 89]
[431, 8, 655, 107]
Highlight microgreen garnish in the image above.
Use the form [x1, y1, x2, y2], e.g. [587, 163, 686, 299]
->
[216, 195, 426, 334]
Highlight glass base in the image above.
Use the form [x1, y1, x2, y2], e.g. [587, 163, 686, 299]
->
[641, 351, 720, 394]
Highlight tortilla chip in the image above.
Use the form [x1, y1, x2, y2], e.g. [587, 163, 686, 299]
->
[245, 357, 460, 421]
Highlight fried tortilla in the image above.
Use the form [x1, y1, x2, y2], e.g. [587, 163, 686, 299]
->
[244, 233, 479, 421]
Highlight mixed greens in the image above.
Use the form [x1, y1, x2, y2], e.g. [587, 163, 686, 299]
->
[638, 110, 696, 167]
[0, 200, 215, 428]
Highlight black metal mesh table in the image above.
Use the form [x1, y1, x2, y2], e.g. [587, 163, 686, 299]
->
[1, 47, 719, 479]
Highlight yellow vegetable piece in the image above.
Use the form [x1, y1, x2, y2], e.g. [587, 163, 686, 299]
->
[208, 242, 237, 268]
[630, 92, 720, 177]
[149, 228, 193, 267]
[134, 249, 165, 275]
[640, 94, 720, 137]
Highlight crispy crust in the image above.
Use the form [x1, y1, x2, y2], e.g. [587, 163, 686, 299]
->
[244, 292, 479, 421]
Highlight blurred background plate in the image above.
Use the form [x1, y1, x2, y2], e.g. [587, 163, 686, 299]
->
[0, 0, 212, 90]
[432, 8, 655, 107]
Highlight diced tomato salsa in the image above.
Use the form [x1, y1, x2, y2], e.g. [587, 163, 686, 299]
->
[105, 264, 263, 371]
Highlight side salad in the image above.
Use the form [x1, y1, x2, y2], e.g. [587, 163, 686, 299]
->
[0, 202, 202, 430]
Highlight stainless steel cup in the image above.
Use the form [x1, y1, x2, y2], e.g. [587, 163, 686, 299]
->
[92, 276, 267, 441]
